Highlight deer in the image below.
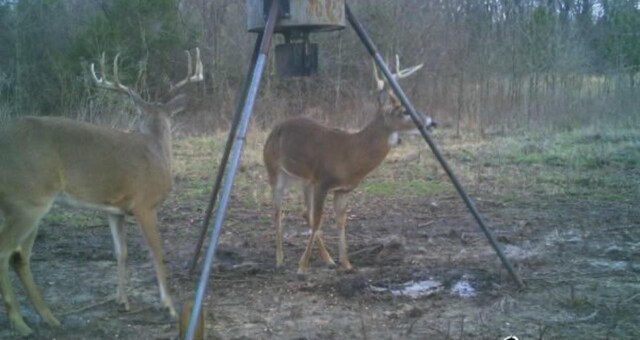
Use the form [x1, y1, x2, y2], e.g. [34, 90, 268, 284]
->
[0, 48, 203, 336]
[263, 55, 436, 277]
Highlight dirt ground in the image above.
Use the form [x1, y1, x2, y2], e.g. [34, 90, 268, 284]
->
[1, 129, 639, 339]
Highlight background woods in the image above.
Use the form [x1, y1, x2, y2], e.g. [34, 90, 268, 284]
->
[0, 0, 638, 134]
[1, 2, 639, 339]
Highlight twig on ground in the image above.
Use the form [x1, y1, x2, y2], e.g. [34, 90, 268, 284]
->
[570, 310, 598, 323]
[418, 220, 436, 228]
[117, 306, 154, 317]
[622, 292, 640, 305]
[350, 244, 384, 257]
[60, 297, 114, 316]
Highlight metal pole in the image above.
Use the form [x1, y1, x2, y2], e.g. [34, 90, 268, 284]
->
[346, 4, 525, 289]
[184, 1, 280, 339]
[187, 34, 264, 274]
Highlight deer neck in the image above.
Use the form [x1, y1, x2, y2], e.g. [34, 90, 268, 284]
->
[347, 114, 394, 178]
[139, 115, 173, 166]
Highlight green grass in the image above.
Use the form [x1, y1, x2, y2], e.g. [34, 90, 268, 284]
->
[448, 126, 639, 201]
[361, 179, 451, 197]
[42, 209, 104, 227]
[496, 128, 640, 170]
[168, 125, 640, 207]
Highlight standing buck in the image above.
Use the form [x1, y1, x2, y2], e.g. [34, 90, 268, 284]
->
[0, 49, 203, 335]
[263, 56, 436, 277]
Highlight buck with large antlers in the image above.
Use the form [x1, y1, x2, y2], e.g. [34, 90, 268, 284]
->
[0, 49, 203, 335]
[263, 56, 436, 277]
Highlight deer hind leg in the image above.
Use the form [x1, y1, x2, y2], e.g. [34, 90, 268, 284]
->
[108, 213, 129, 311]
[0, 203, 56, 335]
[303, 184, 335, 267]
[132, 208, 176, 318]
[333, 192, 353, 272]
[297, 185, 328, 276]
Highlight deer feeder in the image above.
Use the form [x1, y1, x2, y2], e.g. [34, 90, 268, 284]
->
[247, 0, 345, 77]
[187, 2, 525, 337]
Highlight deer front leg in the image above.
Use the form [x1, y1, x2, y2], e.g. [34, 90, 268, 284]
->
[314, 231, 336, 267]
[108, 213, 129, 311]
[334, 192, 353, 272]
[1, 256, 32, 336]
[133, 208, 176, 318]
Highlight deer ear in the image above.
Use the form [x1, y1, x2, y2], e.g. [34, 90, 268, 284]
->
[377, 89, 389, 108]
[387, 88, 401, 108]
[165, 94, 187, 116]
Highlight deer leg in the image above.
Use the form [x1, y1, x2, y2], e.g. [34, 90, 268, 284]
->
[303, 184, 335, 267]
[0, 203, 52, 336]
[297, 186, 328, 276]
[108, 213, 129, 311]
[12, 227, 61, 329]
[0, 255, 32, 335]
[314, 231, 335, 267]
[132, 208, 176, 318]
[334, 192, 353, 272]
[302, 184, 311, 224]
[273, 172, 288, 268]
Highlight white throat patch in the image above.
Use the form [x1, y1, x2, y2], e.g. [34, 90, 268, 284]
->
[388, 132, 400, 146]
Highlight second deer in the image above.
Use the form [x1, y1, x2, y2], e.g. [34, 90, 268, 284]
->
[263, 56, 436, 277]
[0, 49, 203, 335]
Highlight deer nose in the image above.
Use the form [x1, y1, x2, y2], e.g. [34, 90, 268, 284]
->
[423, 114, 437, 130]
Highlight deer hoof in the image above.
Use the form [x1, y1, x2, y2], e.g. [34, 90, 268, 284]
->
[296, 270, 308, 281]
[325, 262, 337, 269]
[11, 318, 33, 337]
[44, 313, 62, 328]
[338, 265, 356, 274]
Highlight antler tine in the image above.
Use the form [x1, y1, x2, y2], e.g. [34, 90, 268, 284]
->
[372, 61, 385, 91]
[186, 50, 194, 80]
[193, 47, 204, 81]
[90, 61, 102, 84]
[91, 52, 118, 91]
[169, 48, 204, 93]
[112, 54, 133, 93]
[99, 52, 108, 83]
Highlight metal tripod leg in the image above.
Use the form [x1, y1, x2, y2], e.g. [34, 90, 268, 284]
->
[184, 2, 281, 339]
[346, 4, 525, 289]
[187, 33, 264, 274]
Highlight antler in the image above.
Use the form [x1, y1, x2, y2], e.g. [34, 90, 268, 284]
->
[373, 61, 386, 91]
[169, 47, 204, 93]
[394, 54, 423, 79]
[373, 54, 424, 91]
[91, 53, 139, 97]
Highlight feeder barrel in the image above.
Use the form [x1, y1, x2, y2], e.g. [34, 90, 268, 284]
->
[247, 0, 346, 33]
